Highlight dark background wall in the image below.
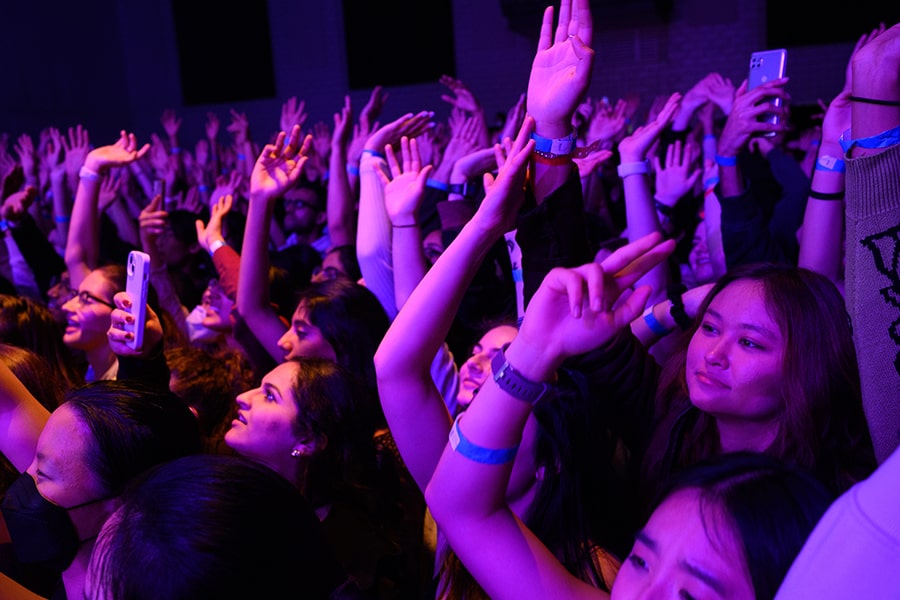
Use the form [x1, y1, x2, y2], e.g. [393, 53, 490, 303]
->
[2, 0, 896, 148]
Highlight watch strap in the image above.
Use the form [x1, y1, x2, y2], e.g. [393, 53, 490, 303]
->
[491, 349, 550, 405]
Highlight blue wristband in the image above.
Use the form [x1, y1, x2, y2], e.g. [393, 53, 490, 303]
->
[198, 185, 210, 192]
[361, 148, 385, 160]
[643, 310, 672, 336]
[714, 154, 737, 167]
[346, 164, 360, 176]
[840, 124, 900, 152]
[426, 179, 449, 192]
[54, 215, 71, 224]
[448, 414, 518, 465]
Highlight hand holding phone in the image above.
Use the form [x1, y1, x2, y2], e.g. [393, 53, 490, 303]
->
[125, 251, 150, 351]
[748, 49, 787, 136]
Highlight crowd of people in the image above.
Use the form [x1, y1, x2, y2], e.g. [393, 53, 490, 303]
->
[0, 0, 898, 598]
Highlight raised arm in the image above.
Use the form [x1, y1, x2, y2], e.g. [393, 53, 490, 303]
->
[236, 126, 311, 362]
[355, 110, 435, 320]
[616, 92, 683, 304]
[425, 232, 673, 600]
[326, 96, 356, 248]
[798, 28, 881, 289]
[65, 130, 150, 288]
[374, 117, 535, 492]
[379, 136, 433, 311]
[0, 360, 50, 474]
[843, 21, 900, 464]
[526, 0, 594, 204]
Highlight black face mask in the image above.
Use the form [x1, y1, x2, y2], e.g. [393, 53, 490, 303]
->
[0, 473, 103, 572]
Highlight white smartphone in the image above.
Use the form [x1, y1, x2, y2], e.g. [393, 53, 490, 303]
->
[748, 49, 787, 136]
[125, 251, 151, 351]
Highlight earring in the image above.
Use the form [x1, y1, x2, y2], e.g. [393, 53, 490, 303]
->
[290, 448, 301, 458]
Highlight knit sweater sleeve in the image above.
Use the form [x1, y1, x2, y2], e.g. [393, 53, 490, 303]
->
[844, 142, 900, 464]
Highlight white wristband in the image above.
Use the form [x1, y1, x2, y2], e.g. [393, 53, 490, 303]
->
[617, 160, 650, 178]
[79, 166, 101, 182]
[208, 239, 227, 256]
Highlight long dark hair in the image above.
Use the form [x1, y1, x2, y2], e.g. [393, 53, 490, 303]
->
[648, 262, 875, 497]
[296, 278, 390, 426]
[651, 451, 833, 600]
[0, 294, 84, 389]
[88, 454, 348, 600]
[65, 380, 202, 494]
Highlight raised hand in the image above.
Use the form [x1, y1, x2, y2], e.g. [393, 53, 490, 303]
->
[584, 96, 629, 145]
[617, 91, 681, 162]
[652, 139, 702, 210]
[437, 111, 485, 174]
[97, 172, 122, 212]
[468, 116, 536, 236]
[227, 109, 250, 145]
[439, 75, 482, 114]
[378, 137, 433, 227]
[13, 133, 37, 177]
[63, 125, 91, 181]
[138, 191, 167, 253]
[249, 125, 311, 202]
[360, 85, 389, 132]
[450, 146, 498, 185]
[210, 170, 242, 208]
[280, 96, 308, 134]
[195, 139, 210, 168]
[312, 121, 332, 161]
[148, 133, 170, 174]
[84, 130, 150, 174]
[1, 186, 38, 224]
[706, 72, 736, 116]
[205, 112, 220, 141]
[526, 0, 594, 137]
[108, 291, 163, 358]
[160, 109, 182, 141]
[572, 146, 613, 178]
[514, 231, 675, 369]
[45, 127, 67, 179]
[365, 111, 435, 157]
[717, 78, 790, 156]
[195, 193, 233, 253]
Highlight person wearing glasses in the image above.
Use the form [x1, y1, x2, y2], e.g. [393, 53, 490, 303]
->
[59, 264, 126, 382]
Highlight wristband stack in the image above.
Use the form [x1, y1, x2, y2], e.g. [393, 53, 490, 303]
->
[530, 131, 576, 165]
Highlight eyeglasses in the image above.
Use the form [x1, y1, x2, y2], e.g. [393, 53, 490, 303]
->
[65, 289, 116, 310]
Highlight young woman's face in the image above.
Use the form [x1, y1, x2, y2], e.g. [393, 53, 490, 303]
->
[457, 325, 518, 407]
[200, 279, 234, 332]
[277, 301, 337, 363]
[612, 488, 755, 600]
[27, 403, 106, 508]
[225, 362, 302, 475]
[61, 270, 116, 352]
[685, 280, 785, 448]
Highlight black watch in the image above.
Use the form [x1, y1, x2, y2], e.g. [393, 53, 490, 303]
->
[448, 182, 475, 199]
[491, 349, 550, 406]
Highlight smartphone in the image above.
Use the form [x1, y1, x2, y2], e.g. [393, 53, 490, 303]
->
[125, 251, 151, 351]
[748, 49, 787, 136]
[152, 179, 165, 201]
